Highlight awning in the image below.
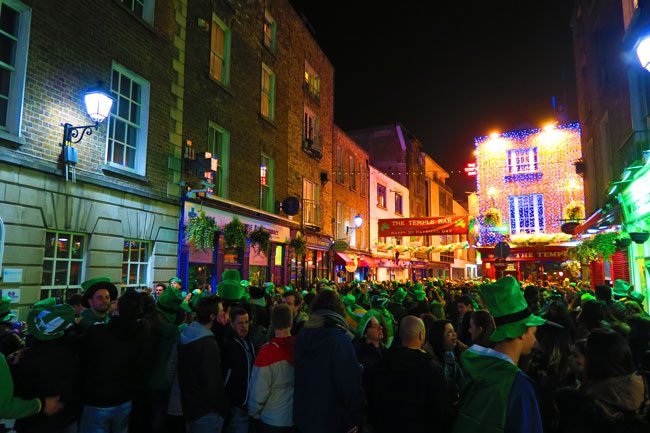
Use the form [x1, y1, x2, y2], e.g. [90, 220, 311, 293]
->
[334, 252, 355, 266]
[573, 210, 602, 236]
[358, 255, 378, 268]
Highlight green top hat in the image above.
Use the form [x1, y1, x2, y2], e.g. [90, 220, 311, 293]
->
[216, 269, 244, 301]
[356, 309, 383, 340]
[392, 287, 407, 305]
[612, 279, 631, 298]
[27, 302, 75, 341]
[480, 276, 546, 342]
[81, 277, 117, 308]
[1, 296, 15, 322]
[156, 287, 184, 323]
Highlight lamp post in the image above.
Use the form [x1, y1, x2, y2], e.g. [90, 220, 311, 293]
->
[637, 35, 650, 72]
[61, 89, 113, 182]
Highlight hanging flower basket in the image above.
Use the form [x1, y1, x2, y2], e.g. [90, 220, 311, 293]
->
[630, 232, 650, 244]
[563, 201, 585, 222]
[290, 232, 307, 258]
[185, 211, 219, 251]
[248, 226, 271, 254]
[223, 216, 248, 250]
[483, 208, 502, 227]
[615, 232, 632, 249]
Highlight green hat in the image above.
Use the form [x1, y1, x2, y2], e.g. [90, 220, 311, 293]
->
[612, 279, 630, 298]
[240, 280, 250, 288]
[264, 282, 275, 295]
[580, 293, 596, 302]
[27, 302, 75, 341]
[156, 287, 184, 323]
[480, 276, 546, 342]
[629, 290, 646, 304]
[342, 294, 357, 307]
[1, 296, 15, 322]
[356, 310, 383, 339]
[216, 269, 244, 301]
[82, 277, 117, 308]
[168, 277, 182, 285]
[392, 287, 407, 304]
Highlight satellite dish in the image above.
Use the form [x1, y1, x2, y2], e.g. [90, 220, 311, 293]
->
[282, 197, 300, 216]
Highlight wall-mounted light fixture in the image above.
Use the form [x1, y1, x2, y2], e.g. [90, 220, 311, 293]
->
[346, 214, 363, 235]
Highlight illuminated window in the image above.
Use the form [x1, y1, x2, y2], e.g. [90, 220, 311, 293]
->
[210, 14, 230, 85]
[122, 240, 150, 289]
[304, 60, 320, 98]
[509, 194, 545, 234]
[260, 153, 274, 212]
[261, 64, 275, 120]
[41, 232, 85, 300]
[0, 0, 30, 136]
[395, 193, 403, 215]
[303, 108, 317, 142]
[118, 0, 154, 24]
[377, 184, 387, 208]
[507, 148, 538, 174]
[107, 63, 150, 174]
[263, 10, 276, 50]
[208, 121, 230, 198]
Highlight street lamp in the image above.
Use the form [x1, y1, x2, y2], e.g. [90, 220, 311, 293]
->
[61, 88, 113, 182]
[637, 35, 650, 72]
[346, 214, 363, 234]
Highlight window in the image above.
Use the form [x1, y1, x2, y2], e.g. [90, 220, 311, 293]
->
[303, 108, 319, 145]
[509, 194, 545, 234]
[118, 0, 154, 24]
[122, 240, 150, 289]
[304, 60, 320, 98]
[0, 0, 30, 136]
[303, 178, 320, 227]
[260, 153, 274, 212]
[106, 63, 150, 174]
[377, 184, 387, 208]
[208, 121, 230, 198]
[210, 14, 230, 85]
[336, 201, 345, 239]
[395, 193, 403, 215]
[507, 148, 538, 174]
[0, 217, 4, 273]
[260, 64, 275, 121]
[41, 232, 85, 299]
[335, 146, 345, 183]
[359, 162, 366, 196]
[349, 155, 356, 191]
[263, 10, 276, 51]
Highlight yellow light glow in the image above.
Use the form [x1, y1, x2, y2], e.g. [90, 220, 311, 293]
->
[537, 128, 565, 147]
[489, 132, 500, 139]
[473, 150, 478, 156]
[487, 187, 497, 197]
[543, 122, 556, 131]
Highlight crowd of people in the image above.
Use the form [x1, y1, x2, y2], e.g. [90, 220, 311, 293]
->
[1, 272, 649, 433]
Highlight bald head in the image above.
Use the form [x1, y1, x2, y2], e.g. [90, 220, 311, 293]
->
[400, 315, 425, 349]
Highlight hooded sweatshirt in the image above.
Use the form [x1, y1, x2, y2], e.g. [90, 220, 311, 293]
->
[177, 322, 228, 421]
[294, 310, 364, 433]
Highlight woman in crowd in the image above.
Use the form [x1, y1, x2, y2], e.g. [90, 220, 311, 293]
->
[466, 310, 495, 348]
[428, 320, 466, 406]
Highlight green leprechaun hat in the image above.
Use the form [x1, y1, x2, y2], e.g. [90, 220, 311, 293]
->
[1, 296, 16, 322]
[27, 299, 75, 341]
[356, 309, 383, 340]
[156, 287, 184, 323]
[216, 269, 244, 301]
[480, 276, 546, 342]
[392, 287, 407, 305]
[81, 276, 117, 308]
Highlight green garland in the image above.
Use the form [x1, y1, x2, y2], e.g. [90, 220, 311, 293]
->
[248, 226, 271, 254]
[223, 216, 248, 250]
[569, 232, 617, 263]
[186, 211, 218, 250]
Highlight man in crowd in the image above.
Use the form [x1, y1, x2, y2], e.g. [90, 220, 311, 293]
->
[222, 307, 255, 433]
[78, 277, 117, 332]
[368, 315, 449, 433]
[178, 295, 228, 433]
[248, 303, 296, 433]
[456, 295, 474, 345]
[453, 276, 545, 433]
[283, 290, 307, 336]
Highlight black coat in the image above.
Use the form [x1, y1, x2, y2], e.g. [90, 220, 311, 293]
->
[221, 326, 255, 408]
[80, 317, 148, 407]
[13, 336, 81, 432]
[368, 346, 450, 433]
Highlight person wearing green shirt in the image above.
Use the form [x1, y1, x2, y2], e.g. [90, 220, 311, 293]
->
[78, 277, 117, 332]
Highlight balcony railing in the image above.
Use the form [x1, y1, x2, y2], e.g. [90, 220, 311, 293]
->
[302, 198, 322, 228]
[617, 130, 650, 176]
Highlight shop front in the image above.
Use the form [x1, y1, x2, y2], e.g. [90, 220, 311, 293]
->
[619, 163, 650, 310]
[180, 200, 294, 291]
[478, 245, 570, 282]
[290, 233, 332, 288]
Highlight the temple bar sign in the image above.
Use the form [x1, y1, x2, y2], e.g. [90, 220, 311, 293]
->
[378, 216, 469, 237]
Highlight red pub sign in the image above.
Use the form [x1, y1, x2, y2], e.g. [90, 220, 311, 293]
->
[378, 216, 469, 237]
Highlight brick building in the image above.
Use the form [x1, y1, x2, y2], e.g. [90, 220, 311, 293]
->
[332, 126, 370, 281]
[0, 0, 182, 316]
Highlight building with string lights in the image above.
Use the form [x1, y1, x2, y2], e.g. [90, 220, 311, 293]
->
[475, 123, 584, 281]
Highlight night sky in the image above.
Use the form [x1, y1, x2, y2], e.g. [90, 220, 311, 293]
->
[289, 0, 577, 199]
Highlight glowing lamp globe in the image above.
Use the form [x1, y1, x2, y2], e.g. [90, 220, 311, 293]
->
[637, 36, 650, 72]
[84, 90, 113, 123]
[353, 214, 363, 228]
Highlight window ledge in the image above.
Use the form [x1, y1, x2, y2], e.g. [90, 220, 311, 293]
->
[101, 164, 149, 183]
[0, 130, 26, 149]
[259, 113, 277, 128]
[262, 42, 278, 58]
[209, 75, 233, 96]
[111, 0, 155, 33]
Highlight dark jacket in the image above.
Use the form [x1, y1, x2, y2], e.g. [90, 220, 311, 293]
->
[13, 336, 81, 432]
[387, 303, 406, 325]
[80, 316, 147, 407]
[355, 341, 386, 392]
[294, 310, 364, 433]
[177, 322, 228, 421]
[222, 326, 255, 408]
[368, 346, 450, 433]
[145, 320, 180, 391]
